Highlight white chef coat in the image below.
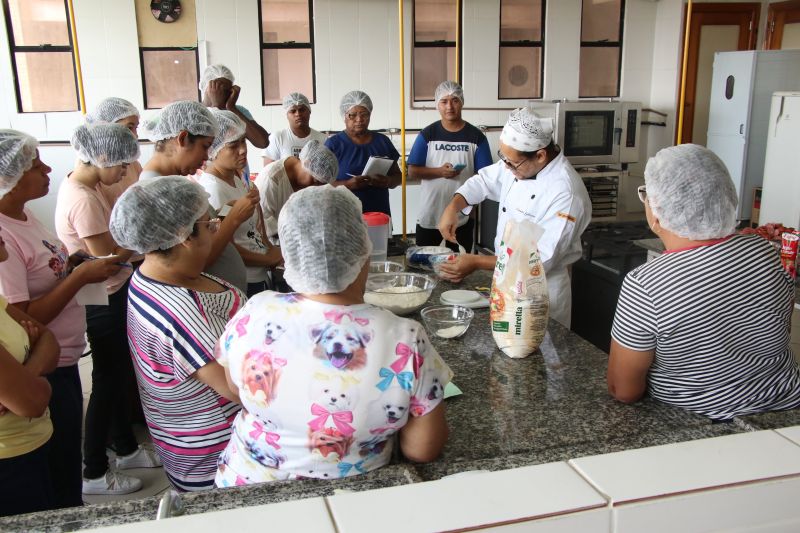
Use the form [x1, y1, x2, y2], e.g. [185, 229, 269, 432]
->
[456, 152, 592, 327]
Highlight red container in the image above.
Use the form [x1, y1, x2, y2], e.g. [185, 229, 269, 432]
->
[780, 232, 799, 279]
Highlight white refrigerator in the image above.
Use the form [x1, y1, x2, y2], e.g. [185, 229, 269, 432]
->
[759, 92, 800, 229]
[706, 50, 800, 221]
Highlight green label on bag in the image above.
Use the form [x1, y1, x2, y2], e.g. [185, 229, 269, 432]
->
[492, 321, 509, 332]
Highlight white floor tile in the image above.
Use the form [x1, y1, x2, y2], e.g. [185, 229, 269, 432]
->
[775, 425, 800, 448]
[569, 430, 800, 505]
[326, 462, 607, 533]
[99, 498, 335, 532]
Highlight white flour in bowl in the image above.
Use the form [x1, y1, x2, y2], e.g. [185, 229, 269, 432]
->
[435, 325, 468, 339]
[365, 286, 430, 315]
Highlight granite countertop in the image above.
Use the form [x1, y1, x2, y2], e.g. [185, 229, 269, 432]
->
[4, 266, 796, 532]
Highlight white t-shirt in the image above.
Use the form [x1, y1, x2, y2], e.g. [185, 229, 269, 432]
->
[253, 157, 294, 244]
[197, 172, 268, 283]
[262, 128, 328, 161]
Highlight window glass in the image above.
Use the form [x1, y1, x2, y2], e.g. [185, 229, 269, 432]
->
[262, 48, 314, 105]
[499, 47, 541, 99]
[414, 0, 458, 42]
[413, 46, 457, 101]
[261, 0, 310, 43]
[500, 0, 542, 42]
[581, 0, 622, 42]
[579, 47, 620, 97]
[142, 49, 199, 109]
[6, 0, 70, 46]
[15, 52, 77, 112]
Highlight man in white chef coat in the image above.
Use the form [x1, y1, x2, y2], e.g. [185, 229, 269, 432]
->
[438, 107, 592, 327]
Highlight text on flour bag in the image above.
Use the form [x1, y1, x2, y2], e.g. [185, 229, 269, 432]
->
[490, 218, 549, 358]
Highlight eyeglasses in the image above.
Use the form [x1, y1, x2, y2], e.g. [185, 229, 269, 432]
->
[637, 185, 647, 203]
[195, 217, 221, 233]
[346, 112, 371, 121]
[497, 149, 527, 171]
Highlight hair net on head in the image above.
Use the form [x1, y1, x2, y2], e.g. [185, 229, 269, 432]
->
[142, 101, 219, 141]
[71, 123, 140, 168]
[0, 129, 38, 197]
[278, 185, 371, 294]
[644, 144, 737, 241]
[299, 140, 338, 184]
[208, 110, 246, 160]
[499, 107, 553, 152]
[435, 80, 464, 104]
[109, 176, 210, 254]
[199, 64, 235, 95]
[339, 90, 373, 118]
[85, 97, 139, 125]
[283, 92, 310, 111]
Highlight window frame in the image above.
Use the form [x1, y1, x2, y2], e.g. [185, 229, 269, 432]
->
[578, 0, 626, 99]
[411, 0, 463, 103]
[497, 0, 546, 100]
[138, 46, 200, 110]
[2, 0, 80, 113]
[257, 0, 317, 107]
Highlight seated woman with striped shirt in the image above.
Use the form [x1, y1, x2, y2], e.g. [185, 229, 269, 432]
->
[109, 177, 244, 491]
[608, 144, 800, 421]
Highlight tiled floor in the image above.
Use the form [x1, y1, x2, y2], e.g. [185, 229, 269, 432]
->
[78, 356, 172, 505]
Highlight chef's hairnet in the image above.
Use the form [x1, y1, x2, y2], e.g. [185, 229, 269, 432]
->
[71, 123, 140, 168]
[199, 64, 235, 96]
[435, 80, 464, 104]
[208, 110, 246, 160]
[109, 176, 210, 254]
[0, 129, 38, 197]
[339, 91, 373, 118]
[278, 185, 371, 294]
[299, 140, 338, 184]
[283, 92, 310, 111]
[644, 144, 737, 240]
[499, 107, 553, 152]
[85, 97, 139, 125]
[142, 101, 219, 141]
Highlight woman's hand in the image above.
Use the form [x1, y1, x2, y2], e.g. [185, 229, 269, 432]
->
[206, 79, 229, 108]
[226, 85, 242, 112]
[73, 256, 122, 285]
[367, 174, 392, 188]
[19, 320, 40, 345]
[344, 175, 371, 190]
[437, 254, 478, 283]
[227, 188, 259, 226]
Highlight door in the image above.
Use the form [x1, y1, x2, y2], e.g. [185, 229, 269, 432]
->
[765, 0, 800, 50]
[678, 3, 759, 145]
[760, 94, 800, 228]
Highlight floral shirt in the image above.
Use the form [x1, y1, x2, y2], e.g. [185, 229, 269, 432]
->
[214, 292, 452, 486]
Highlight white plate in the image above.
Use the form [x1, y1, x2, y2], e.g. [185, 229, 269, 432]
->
[440, 290, 489, 309]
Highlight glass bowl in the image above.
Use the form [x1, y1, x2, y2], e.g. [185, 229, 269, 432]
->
[364, 273, 437, 316]
[405, 246, 452, 271]
[429, 252, 460, 279]
[421, 305, 474, 339]
[369, 260, 405, 274]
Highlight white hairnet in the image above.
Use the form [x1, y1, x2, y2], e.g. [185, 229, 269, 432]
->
[645, 144, 738, 240]
[339, 91, 373, 118]
[142, 101, 219, 141]
[278, 185, 372, 294]
[85, 97, 139, 125]
[299, 140, 338, 184]
[0, 129, 38, 197]
[199, 64, 235, 95]
[71, 123, 140, 168]
[109, 176, 210, 254]
[208, 110, 246, 160]
[435, 80, 464, 104]
[283, 92, 310, 111]
[499, 107, 553, 152]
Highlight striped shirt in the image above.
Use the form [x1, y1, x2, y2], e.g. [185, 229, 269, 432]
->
[612, 234, 800, 421]
[127, 270, 244, 491]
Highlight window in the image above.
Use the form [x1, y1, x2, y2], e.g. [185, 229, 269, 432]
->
[134, 0, 199, 109]
[579, 0, 625, 98]
[413, 0, 461, 102]
[2, 0, 79, 112]
[259, 0, 315, 106]
[498, 0, 545, 99]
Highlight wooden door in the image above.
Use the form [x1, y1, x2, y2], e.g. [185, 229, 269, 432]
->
[678, 3, 759, 145]
[765, 0, 800, 49]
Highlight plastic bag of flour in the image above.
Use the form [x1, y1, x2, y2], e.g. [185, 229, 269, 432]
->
[490, 218, 549, 358]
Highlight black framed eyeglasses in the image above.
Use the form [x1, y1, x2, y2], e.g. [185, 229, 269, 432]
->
[497, 149, 527, 171]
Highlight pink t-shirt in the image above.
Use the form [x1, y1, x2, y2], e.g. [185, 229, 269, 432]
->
[54, 176, 131, 295]
[0, 209, 86, 367]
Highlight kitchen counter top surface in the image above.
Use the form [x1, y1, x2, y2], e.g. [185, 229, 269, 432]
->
[4, 267, 793, 532]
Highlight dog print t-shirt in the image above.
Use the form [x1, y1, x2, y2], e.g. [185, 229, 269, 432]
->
[214, 292, 453, 486]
